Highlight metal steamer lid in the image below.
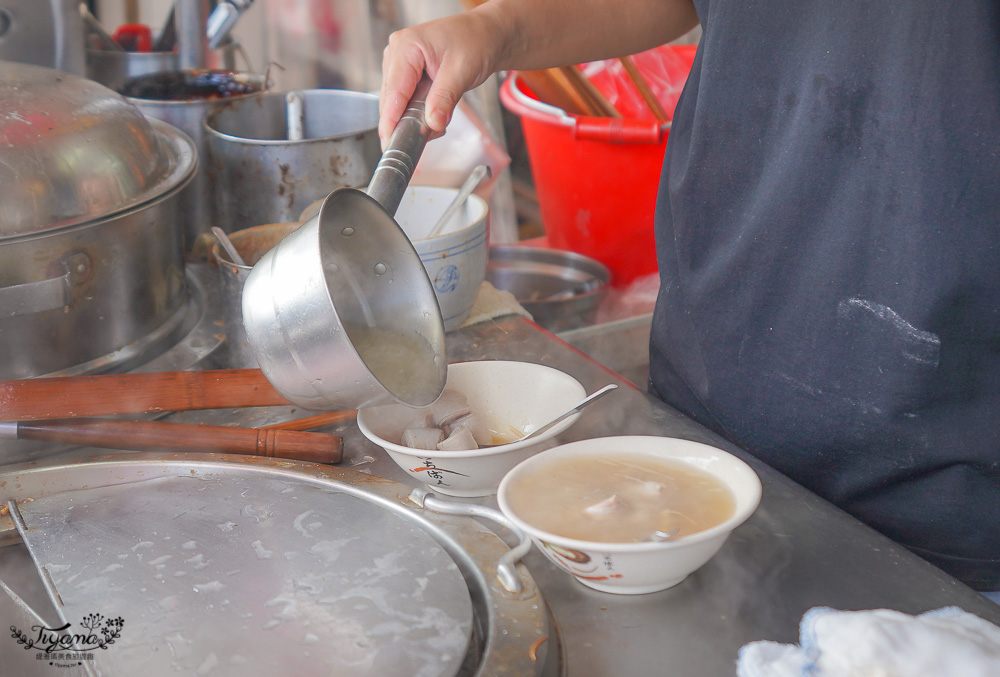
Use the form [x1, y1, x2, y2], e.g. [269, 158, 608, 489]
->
[0, 455, 549, 675]
[0, 61, 196, 239]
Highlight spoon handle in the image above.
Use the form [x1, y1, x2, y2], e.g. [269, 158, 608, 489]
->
[212, 227, 247, 267]
[427, 164, 490, 239]
[520, 384, 619, 442]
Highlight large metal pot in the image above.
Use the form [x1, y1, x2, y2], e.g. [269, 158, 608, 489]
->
[0, 0, 85, 75]
[0, 61, 197, 379]
[85, 38, 241, 92]
[203, 88, 381, 232]
[119, 69, 268, 250]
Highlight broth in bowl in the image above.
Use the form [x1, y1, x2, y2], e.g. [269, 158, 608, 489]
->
[504, 454, 736, 543]
[496, 436, 763, 594]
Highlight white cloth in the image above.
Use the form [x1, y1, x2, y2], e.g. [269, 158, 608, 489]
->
[737, 606, 1000, 677]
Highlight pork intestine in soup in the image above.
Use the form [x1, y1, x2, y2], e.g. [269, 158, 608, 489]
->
[348, 324, 440, 404]
[505, 455, 736, 543]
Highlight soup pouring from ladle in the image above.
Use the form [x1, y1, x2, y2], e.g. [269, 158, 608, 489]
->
[240, 75, 448, 412]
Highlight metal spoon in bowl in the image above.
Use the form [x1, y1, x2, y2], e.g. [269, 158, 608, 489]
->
[646, 528, 680, 542]
[212, 227, 247, 267]
[427, 164, 491, 238]
[491, 383, 619, 447]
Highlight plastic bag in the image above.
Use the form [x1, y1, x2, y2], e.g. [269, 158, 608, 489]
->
[413, 99, 511, 201]
[582, 44, 697, 121]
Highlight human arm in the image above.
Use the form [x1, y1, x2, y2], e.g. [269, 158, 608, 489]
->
[378, 0, 699, 145]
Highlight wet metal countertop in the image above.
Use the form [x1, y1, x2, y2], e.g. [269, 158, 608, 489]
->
[2, 313, 998, 676]
[400, 315, 1000, 675]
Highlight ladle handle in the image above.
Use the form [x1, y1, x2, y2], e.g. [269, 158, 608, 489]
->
[366, 74, 433, 216]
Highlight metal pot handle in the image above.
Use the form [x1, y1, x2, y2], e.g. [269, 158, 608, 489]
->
[408, 487, 532, 594]
[0, 252, 90, 319]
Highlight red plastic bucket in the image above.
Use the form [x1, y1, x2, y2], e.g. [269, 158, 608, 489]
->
[500, 48, 695, 287]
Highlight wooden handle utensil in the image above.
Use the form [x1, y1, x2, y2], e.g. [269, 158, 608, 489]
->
[261, 410, 358, 432]
[558, 65, 621, 118]
[0, 419, 343, 464]
[618, 55, 668, 121]
[0, 369, 290, 422]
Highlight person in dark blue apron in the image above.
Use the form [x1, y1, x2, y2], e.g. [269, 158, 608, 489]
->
[378, 0, 1000, 595]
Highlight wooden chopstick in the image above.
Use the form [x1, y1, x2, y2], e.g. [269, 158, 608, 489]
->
[9, 418, 343, 464]
[559, 65, 621, 118]
[261, 410, 358, 432]
[618, 55, 668, 121]
[516, 68, 594, 115]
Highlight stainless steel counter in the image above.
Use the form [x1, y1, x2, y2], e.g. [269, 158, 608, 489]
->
[2, 313, 998, 676]
[401, 316, 1000, 675]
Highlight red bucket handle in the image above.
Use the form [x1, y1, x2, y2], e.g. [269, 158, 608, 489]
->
[573, 117, 666, 144]
[500, 73, 668, 145]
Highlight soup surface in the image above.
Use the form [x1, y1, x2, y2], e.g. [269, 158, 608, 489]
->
[349, 324, 440, 405]
[505, 454, 736, 543]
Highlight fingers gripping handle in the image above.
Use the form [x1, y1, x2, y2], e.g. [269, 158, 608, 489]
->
[367, 74, 433, 216]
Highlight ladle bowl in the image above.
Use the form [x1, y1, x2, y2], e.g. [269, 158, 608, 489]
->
[241, 76, 447, 411]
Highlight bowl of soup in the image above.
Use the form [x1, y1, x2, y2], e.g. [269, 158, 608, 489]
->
[497, 436, 762, 594]
[357, 360, 588, 497]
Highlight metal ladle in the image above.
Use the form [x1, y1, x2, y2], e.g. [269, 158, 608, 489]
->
[240, 75, 447, 411]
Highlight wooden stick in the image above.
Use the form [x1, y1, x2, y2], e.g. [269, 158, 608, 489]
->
[559, 65, 621, 118]
[618, 55, 668, 121]
[261, 410, 358, 432]
[8, 419, 342, 464]
[516, 68, 593, 115]
[0, 369, 290, 422]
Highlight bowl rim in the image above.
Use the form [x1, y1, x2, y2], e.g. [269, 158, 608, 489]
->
[397, 189, 489, 243]
[356, 359, 587, 458]
[496, 435, 763, 552]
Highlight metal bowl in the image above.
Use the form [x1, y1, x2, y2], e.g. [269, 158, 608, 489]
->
[485, 245, 611, 331]
[0, 61, 195, 237]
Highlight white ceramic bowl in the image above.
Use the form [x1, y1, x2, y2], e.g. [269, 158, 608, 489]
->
[357, 360, 587, 497]
[394, 185, 489, 331]
[497, 436, 763, 594]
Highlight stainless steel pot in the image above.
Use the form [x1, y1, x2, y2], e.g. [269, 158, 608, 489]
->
[85, 37, 241, 91]
[0, 62, 197, 379]
[119, 70, 268, 250]
[203, 88, 381, 232]
[210, 221, 300, 368]
[0, 0, 85, 75]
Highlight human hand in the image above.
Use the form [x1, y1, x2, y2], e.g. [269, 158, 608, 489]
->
[379, 11, 506, 148]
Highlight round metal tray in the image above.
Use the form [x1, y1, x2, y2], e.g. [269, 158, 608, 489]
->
[0, 454, 550, 676]
[485, 245, 610, 332]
